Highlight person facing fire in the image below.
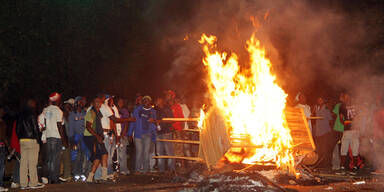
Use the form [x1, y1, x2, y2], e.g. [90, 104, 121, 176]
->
[85, 97, 109, 182]
[129, 96, 157, 173]
[155, 98, 175, 173]
[313, 96, 333, 167]
[165, 90, 185, 168]
[295, 92, 312, 133]
[339, 93, 359, 170]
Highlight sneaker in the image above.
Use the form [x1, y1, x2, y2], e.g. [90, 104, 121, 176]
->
[29, 183, 45, 189]
[41, 177, 48, 184]
[59, 177, 68, 182]
[80, 175, 87, 182]
[74, 175, 81, 182]
[10, 182, 19, 189]
[0, 187, 8, 192]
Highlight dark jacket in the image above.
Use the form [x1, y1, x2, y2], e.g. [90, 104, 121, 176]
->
[16, 107, 41, 143]
[155, 106, 173, 134]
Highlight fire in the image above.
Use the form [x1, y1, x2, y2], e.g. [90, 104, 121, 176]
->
[199, 33, 296, 173]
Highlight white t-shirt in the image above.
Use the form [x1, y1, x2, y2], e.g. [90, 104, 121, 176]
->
[295, 103, 312, 133]
[44, 105, 63, 139]
[180, 103, 190, 129]
[111, 105, 122, 136]
[100, 103, 113, 130]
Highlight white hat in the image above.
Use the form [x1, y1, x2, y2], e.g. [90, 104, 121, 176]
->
[64, 98, 75, 105]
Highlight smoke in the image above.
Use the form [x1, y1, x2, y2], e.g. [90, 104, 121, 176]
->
[144, 0, 384, 169]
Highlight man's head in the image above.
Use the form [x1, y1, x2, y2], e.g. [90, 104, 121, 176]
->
[49, 92, 61, 105]
[317, 97, 324, 106]
[93, 97, 102, 111]
[142, 96, 152, 108]
[155, 98, 164, 108]
[298, 94, 306, 104]
[344, 93, 351, 104]
[165, 90, 176, 102]
[117, 98, 125, 109]
[106, 98, 114, 107]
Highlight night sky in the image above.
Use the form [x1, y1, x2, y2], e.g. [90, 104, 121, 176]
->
[1, 0, 384, 108]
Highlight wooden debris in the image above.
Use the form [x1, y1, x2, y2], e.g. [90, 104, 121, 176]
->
[157, 139, 200, 144]
[152, 156, 203, 161]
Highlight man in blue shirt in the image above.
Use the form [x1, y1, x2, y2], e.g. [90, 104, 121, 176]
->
[68, 98, 88, 181]
[129, 96, 156, 173]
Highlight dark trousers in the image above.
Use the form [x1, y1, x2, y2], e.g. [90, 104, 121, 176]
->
[47, 138, 62, 182]
[13, 152, 20, 183]
[0, 146, 6, 187]
[315, 131, 336, 168]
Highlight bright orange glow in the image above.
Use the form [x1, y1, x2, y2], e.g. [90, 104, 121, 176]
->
[199, 33, 295, 173]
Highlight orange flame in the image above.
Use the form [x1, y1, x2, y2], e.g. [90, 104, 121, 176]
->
[199, 33, 295, 173]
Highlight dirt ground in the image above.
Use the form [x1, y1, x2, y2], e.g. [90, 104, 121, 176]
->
[5, 172, 383, 192]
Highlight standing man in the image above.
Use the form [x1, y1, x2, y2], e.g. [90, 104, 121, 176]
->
[68, 98, 87, 181]
[129, 96, 157, 173]
[117, 98, 130, 175]
[155, 98, 175, 173]
[85, 97, 109, 182]
[295, 93, 312, 133]
[339, 93, 359, 170]
[313, 97, 333, 168]
[165, 91, 184, 168]
[16, 99, 44, 189]
[44, 92, 68, 184]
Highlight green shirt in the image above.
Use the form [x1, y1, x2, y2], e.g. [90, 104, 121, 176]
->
[84, 110, 96, 136]
[333, 103, 344, 132]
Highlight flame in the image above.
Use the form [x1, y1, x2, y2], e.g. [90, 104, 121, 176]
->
[197, 106, 206, 130]
[199, 33, 295, 173]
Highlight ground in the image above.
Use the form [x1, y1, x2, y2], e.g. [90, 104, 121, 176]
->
[7, 170, 384, 192]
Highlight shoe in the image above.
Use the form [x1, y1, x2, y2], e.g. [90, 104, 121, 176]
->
[59, 177, 68, 182]
[29, 183, 45, 189]
[0, 187, 8, 192]
[10, 182, 19, 189]
[80, 175, 87, 182]
[20, 186, 29, 190]
[41, 177, 48, 184]
[74, 175, 81, 182]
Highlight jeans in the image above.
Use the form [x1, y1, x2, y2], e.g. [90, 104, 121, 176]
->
[13, 152, 20, 183]
[0, 146, 6, 187]
[156, 133, 175, 172]
[104, 135, 116, 174]
[118, 137, 129, 173]
[72, 143, 86, 176]
[47, 138, 62, 182]
[20, 140, 40, 188]
[134, 134, 151, 172]
[61, 147, 71, 178]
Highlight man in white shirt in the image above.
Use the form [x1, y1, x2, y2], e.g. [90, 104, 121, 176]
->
[44, 92, 68, 184]
[97, 94, 134, 176]
[295, 93, 312, 133]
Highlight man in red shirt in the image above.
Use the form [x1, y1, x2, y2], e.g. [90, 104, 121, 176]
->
[165, 90, 185, 168]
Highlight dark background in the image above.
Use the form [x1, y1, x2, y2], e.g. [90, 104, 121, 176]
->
[1, 0, 384, 109]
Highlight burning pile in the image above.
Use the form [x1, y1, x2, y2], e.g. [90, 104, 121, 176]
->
[198, 34, 296, 174]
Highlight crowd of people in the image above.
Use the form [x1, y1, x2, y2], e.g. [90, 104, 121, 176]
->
[0, 89, 382, 191]
[295, 92, 384, 174]
[0, 90, 196, 191]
